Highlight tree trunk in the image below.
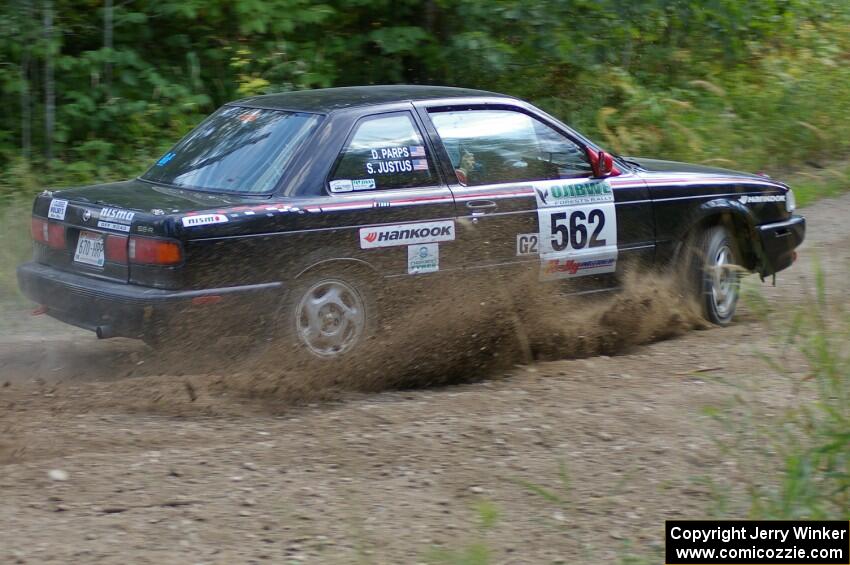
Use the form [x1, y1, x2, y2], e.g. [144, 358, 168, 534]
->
[21, 52, 32, 161]
[43, 0, 55, 165]
[104, 0, 113, 92]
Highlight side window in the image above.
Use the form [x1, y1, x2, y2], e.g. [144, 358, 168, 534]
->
[328, 112, 436, 192]
[429, 109, 592, 186]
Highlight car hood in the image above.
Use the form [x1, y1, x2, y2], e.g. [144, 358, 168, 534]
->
[624, 157, 765, 180]
[51, 178, 270, 215]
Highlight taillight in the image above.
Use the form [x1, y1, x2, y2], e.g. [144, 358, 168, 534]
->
[129, 236, 182, 265]
[31, 217, 47, 243]
[31, 217, 66, 249]
[105, 234, 128, 264]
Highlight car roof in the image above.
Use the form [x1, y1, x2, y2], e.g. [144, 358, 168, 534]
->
[230, 85, 513, 113]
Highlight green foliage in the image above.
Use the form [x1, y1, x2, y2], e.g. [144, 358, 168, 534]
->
[2, 0, 850, 196]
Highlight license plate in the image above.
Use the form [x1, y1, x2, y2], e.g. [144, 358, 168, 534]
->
[74, 231, 105, 267]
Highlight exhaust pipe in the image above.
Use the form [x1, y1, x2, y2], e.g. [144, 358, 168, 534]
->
[95, 325, 114, 339]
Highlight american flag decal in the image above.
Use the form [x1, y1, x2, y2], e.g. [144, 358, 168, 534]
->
[412, 159, 429, 171]
[409, 145, 426, 157]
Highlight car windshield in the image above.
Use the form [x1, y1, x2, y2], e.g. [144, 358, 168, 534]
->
[141, 106, 322, 193]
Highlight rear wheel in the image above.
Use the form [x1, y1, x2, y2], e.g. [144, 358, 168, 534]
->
[689, 225, 741, 326]
[279, 269, 377, 363]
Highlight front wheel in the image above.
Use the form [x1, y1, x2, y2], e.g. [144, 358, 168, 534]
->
[691, 225, 741, 326]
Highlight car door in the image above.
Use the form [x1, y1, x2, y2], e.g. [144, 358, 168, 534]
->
[293, 109, 460, 278]
[416, 104, 654, 285]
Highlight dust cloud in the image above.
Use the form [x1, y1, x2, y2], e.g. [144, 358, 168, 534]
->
[2, 268, 705, 421]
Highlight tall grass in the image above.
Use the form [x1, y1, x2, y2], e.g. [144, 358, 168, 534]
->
[709, 267, 850, 519]
[0, 198, 32, 307]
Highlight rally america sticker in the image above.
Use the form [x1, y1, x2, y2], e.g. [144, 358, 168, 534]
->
[181, 214, 229, 227]
[408, 243, 439, 274]
[48, 199, 68, 220]
[359, 220, 455, 249]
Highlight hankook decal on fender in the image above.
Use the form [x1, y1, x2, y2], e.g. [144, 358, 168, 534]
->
[740, 194, 785, 204]
[359, 220, 455, 249]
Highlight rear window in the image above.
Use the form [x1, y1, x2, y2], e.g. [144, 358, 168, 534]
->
[142, 106, 322, 193]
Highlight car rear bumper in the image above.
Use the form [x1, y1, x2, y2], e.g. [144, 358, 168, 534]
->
[17, 261, 282, 340]
[757, 215, 805, 275]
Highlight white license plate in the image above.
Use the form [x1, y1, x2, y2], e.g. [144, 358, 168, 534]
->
[74, 231, 105, 267]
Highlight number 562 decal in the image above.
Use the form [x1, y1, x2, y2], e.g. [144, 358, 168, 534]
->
[533, 180, 618, 279]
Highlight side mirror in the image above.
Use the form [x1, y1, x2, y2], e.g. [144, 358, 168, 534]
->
[590, 149, 615, 178]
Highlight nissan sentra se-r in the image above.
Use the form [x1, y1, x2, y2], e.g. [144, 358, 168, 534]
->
[17, 85, 805, 362]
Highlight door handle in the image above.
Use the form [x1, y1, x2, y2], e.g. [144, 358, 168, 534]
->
[465, 200, 497, 215]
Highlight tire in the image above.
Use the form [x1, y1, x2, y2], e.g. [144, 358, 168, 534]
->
[688, 225, 741, 326]
[277, 268, 377, 364]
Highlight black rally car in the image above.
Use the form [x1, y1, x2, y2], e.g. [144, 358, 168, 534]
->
[18, 85, 805, 359]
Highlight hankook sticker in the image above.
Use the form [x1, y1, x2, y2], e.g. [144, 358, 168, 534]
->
[740, 194, 785, 204]
[359, 220, 455, 249]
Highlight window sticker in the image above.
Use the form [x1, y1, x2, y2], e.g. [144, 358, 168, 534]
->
[329, 179, 354, 193]
[352, 179, 376, 190]
[371, 147, 410, 160]
[238, 110, 261, 123]
[367, 160, 414, 175]
[156, 152, 176, 167]
[408, 243, 439, 274]
[409, 145, 425, 157]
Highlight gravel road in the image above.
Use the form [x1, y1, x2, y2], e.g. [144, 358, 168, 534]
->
[1, 194, 849, 564]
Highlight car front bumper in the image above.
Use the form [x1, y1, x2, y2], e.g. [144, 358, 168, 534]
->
[757, 215, 806, 275]
[17, 261, 282, 340]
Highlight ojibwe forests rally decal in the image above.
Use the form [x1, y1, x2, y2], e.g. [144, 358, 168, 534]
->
[532, 179, 618, 280]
